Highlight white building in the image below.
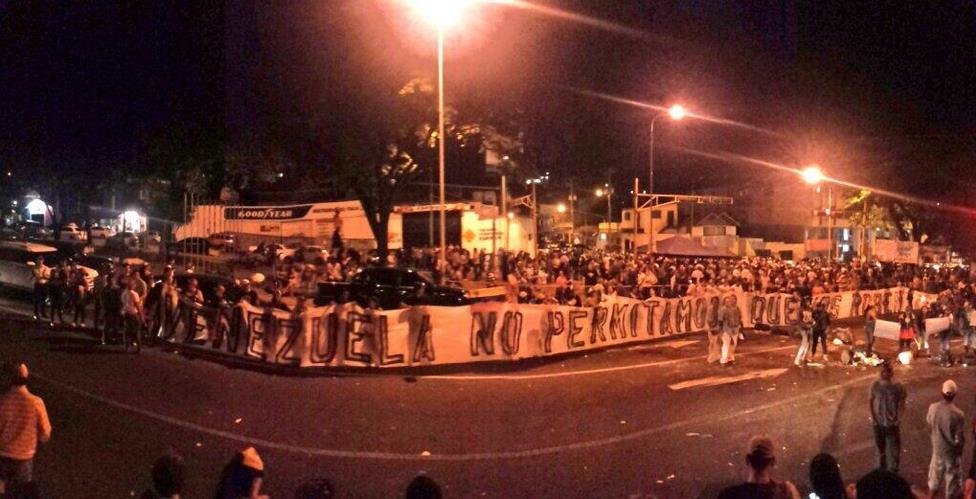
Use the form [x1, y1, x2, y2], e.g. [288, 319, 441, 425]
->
[174, 200, 535, 253]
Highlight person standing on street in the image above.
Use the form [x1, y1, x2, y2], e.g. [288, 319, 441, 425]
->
[811, 301, 831, 362]
[121, 278, 144, 353]
[869, 361, 906, 473]
[29, 258, 49, 322]
[719, 295, 743, 366]
[927, 379, 965, 499]
[864, 305, 878, 356]
[961, 300, 976, 358]
[795, 299, 814, 367]
[0, 363, 52, 490]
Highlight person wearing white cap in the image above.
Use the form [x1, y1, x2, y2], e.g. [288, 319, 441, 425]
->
[0, 363, 52, 487]
[927, 379, 965, 499]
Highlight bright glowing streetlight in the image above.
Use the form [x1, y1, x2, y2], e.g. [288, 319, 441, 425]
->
[406, 0, 473, 28]
[557, 203, 566, 213]
[801, 165, 825, 185]
[800, 164, 835, 261]
[667, 104, 686, 121]
[595, 188, 605, 197]
[646, 103, 687, 254]
[403, 0, 477, 271]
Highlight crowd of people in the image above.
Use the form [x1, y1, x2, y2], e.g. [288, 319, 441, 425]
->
[392, 246, 973, 305]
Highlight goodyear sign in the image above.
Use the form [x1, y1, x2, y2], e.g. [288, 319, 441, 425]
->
[224, 205, 313, 220]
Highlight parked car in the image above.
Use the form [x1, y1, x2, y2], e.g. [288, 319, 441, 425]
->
[246, 242, 298, 262]
[207, 232, 236, 250]
[89, 225, 114, 239]
[297, 245, 330, 265]
[167, 237, 210, 255]
[59, 223, 87, 242]
[105, 231, 139, 251]
[315, 267, 470, 309]
[20, 223, 51, 240]
[0, 241, 98, 292]
[139, 230, 162, 245]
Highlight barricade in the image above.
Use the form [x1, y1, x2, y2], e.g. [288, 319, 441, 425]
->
[151, 286, 914, 369]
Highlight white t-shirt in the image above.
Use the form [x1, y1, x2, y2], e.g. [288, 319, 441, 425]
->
[121, 289, 141, 316]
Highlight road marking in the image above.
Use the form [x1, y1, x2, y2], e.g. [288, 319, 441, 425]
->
[0, 304, 29, 316]
[31, 370, 879, 461]
[424, 344, 795, 381]
[667, 368, 788, 391]
[629, 339, 699, 351]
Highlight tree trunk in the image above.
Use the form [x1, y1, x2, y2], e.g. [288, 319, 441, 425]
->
[363, 198, 391, 266]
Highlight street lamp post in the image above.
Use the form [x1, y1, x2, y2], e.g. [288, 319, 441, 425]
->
[595, 184, 613, 240]
[436, 24, 447, 268]
[801, 165, 834, 261]
[647, 104, 685, 254]
[407, 0, 471, 271]
[568, 190, 577, 245]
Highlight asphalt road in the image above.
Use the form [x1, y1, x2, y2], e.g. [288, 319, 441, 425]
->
[1, 294, 974, 498]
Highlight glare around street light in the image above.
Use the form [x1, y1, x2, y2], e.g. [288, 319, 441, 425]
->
[507, 211, 514, 219]
[801, 165, 825, 185]
[667, 104, 686, 121]
[406, 0, 473, 28]
[557, 203, 566, 213]
[595, 188, 604, 197]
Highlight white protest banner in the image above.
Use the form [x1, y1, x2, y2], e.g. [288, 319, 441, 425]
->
[874, 320, 901, 341]
[925, 316, 951, 335]
[874, 239, 920, 264]
[156, 287, 913, 369]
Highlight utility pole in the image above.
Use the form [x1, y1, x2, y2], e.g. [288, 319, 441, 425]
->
[501, 174, 508, 250]
[569, 179, 576, 245]
[531, 180, 538, 257]
[827, 184, 834, 261]
[633, 177, 639, 252]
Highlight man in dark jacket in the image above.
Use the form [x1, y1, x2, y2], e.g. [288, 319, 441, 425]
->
[811, 301, 831, 361]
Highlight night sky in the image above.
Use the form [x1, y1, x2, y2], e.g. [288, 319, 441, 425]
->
[1, 1, 974, 232]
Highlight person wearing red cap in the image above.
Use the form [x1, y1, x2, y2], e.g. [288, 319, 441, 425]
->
[0, 363, 51, 489]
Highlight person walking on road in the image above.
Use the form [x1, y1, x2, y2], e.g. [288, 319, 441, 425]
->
[29, 257, 49, 322]
[0, 363, 52, 491]
[795, 299, 814, 367]
[870, 361, 906, 473]
[811, 301, 831, 362]
[719, 295, 743, 366]
[927, 379, 965, 499]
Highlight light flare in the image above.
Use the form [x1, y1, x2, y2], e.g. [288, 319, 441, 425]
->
[670, 147, 976, 218]
[566, 87, 786, 138]
[493, 0, 670, 43]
